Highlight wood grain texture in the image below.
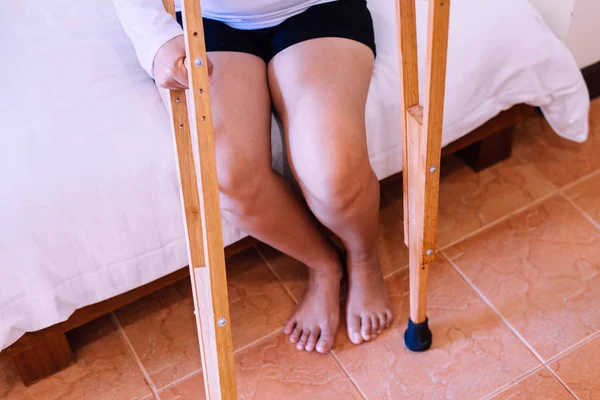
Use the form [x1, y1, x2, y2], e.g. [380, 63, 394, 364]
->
[441, 104, 534, 156]
[11, 334, 73, 386]
[457, 126, 513, 172]
[395, 0, 420, 246]
[406, 106, 429, 322]
[178, 0, 238, 398]
[420, 0, 450, 264]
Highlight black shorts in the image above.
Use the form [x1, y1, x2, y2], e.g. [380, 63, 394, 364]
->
[175, 0, 376, 63]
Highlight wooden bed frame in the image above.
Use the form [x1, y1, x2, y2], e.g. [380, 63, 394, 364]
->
[14, 0, 593, 393]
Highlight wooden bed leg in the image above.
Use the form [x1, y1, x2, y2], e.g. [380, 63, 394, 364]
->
[161, 0, 237, 398]
[457, 126, 513, 172]
[12, 333, 73, 386]
[398, 0, 450, 352]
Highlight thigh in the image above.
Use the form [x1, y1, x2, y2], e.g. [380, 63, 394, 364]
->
[267, 38, 374, 185]
[208, 52, 272, 191]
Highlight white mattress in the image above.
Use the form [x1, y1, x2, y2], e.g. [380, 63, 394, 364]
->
[0, 0, 590, 351]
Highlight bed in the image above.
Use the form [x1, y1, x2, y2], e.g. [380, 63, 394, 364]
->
[0, 0, 590, 383]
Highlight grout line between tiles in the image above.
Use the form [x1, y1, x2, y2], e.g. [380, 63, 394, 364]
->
[558, 168, 600, 192]
[233, 327, 283, 356]
[542, 365, 581, 400]
[544, 329, 600, 366]
[330, 351, 369, 400]
[255, 245, 300, 304]
[512, 153, 560, 192]
[110, 313, 161, 399]
[135, 393, 158, 400]
[156, 367, 203, 394]
[480, 364, 544, 400]
[559, 192, 600, 230]
[440, 190, 559, 251]
[383, 263, 409, 280]
[441, 251, 546, 364]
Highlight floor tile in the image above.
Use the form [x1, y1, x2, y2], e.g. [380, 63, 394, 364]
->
[514, 100, 599, 187]
[115, 249, 296, 389]
[0, 316, 152, 400]
[445, 196, 600, 360]
[256, 244, 307, 302]
[490, 367, 573, 399]
[333, 255, 539, 400]
[160, 374, 206, 400]
[161, 334, 361, 400]
[551, 335, 600, 400]
[563, 172, 600, 226]
[437, 155, 556, 248]
[377, 186, 411, 276]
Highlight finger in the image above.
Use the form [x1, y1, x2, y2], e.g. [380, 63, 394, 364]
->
[172, 57, 189, 88]
[158, 79, 187, 91]
[208, 57, 214, 85]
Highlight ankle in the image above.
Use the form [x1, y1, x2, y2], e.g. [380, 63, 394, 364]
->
[307, 258, 343, 282]
[346, 251, 381, 276]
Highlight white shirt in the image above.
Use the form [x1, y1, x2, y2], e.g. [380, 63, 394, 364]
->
[112, 0, 335, 77]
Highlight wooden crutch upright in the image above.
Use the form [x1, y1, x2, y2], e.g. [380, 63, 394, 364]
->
[161, 0, 237, 398]
[396, 0, 450, 351]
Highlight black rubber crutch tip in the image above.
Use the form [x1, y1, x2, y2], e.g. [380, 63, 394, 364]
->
[404, 317, 433, 352]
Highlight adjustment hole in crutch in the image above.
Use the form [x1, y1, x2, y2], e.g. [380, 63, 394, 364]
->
[193, 31, 198, 36]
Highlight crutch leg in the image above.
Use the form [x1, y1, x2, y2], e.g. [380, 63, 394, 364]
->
[162, 0, 237, 397]
[397, 0, 450, 352]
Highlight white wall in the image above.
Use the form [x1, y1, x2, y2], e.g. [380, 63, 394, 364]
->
[565, 0, 600, 68]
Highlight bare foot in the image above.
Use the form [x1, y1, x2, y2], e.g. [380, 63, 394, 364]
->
[283, 265, 342, 354]
[346, 254, 393, 344]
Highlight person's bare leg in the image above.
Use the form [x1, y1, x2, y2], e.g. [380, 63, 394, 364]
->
[268, 38, 393, 345]
[209, 52, 340, 353]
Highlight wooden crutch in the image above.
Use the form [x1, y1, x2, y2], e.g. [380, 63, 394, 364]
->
[161, 0, 237, 398]
[396, 0, 450, 351]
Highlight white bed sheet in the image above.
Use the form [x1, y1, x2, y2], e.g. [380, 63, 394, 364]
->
[0, 0, 589, 350]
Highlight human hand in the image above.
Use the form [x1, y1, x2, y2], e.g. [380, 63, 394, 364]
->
[153, 34, 213, 90]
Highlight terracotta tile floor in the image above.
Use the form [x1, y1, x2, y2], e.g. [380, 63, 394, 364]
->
[2, 100, 599, 399]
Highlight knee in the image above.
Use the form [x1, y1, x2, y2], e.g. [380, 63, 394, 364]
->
[217, 162, 266, 219]
[294, 148, 378, 213]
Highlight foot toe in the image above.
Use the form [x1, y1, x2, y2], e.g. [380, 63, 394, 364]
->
[284, 319, 296, 335]
[361, 315, 372, 341]
[316, 331, 334, 354]
[385, 309, 394, 328]
[377, 313, 387, 333]
[289, 326, 302, 344]
[347, 315, 363, 345]
[370, 315, 380, 336]
[305, 329, 320, 352]
[297, 330, 310, 351]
